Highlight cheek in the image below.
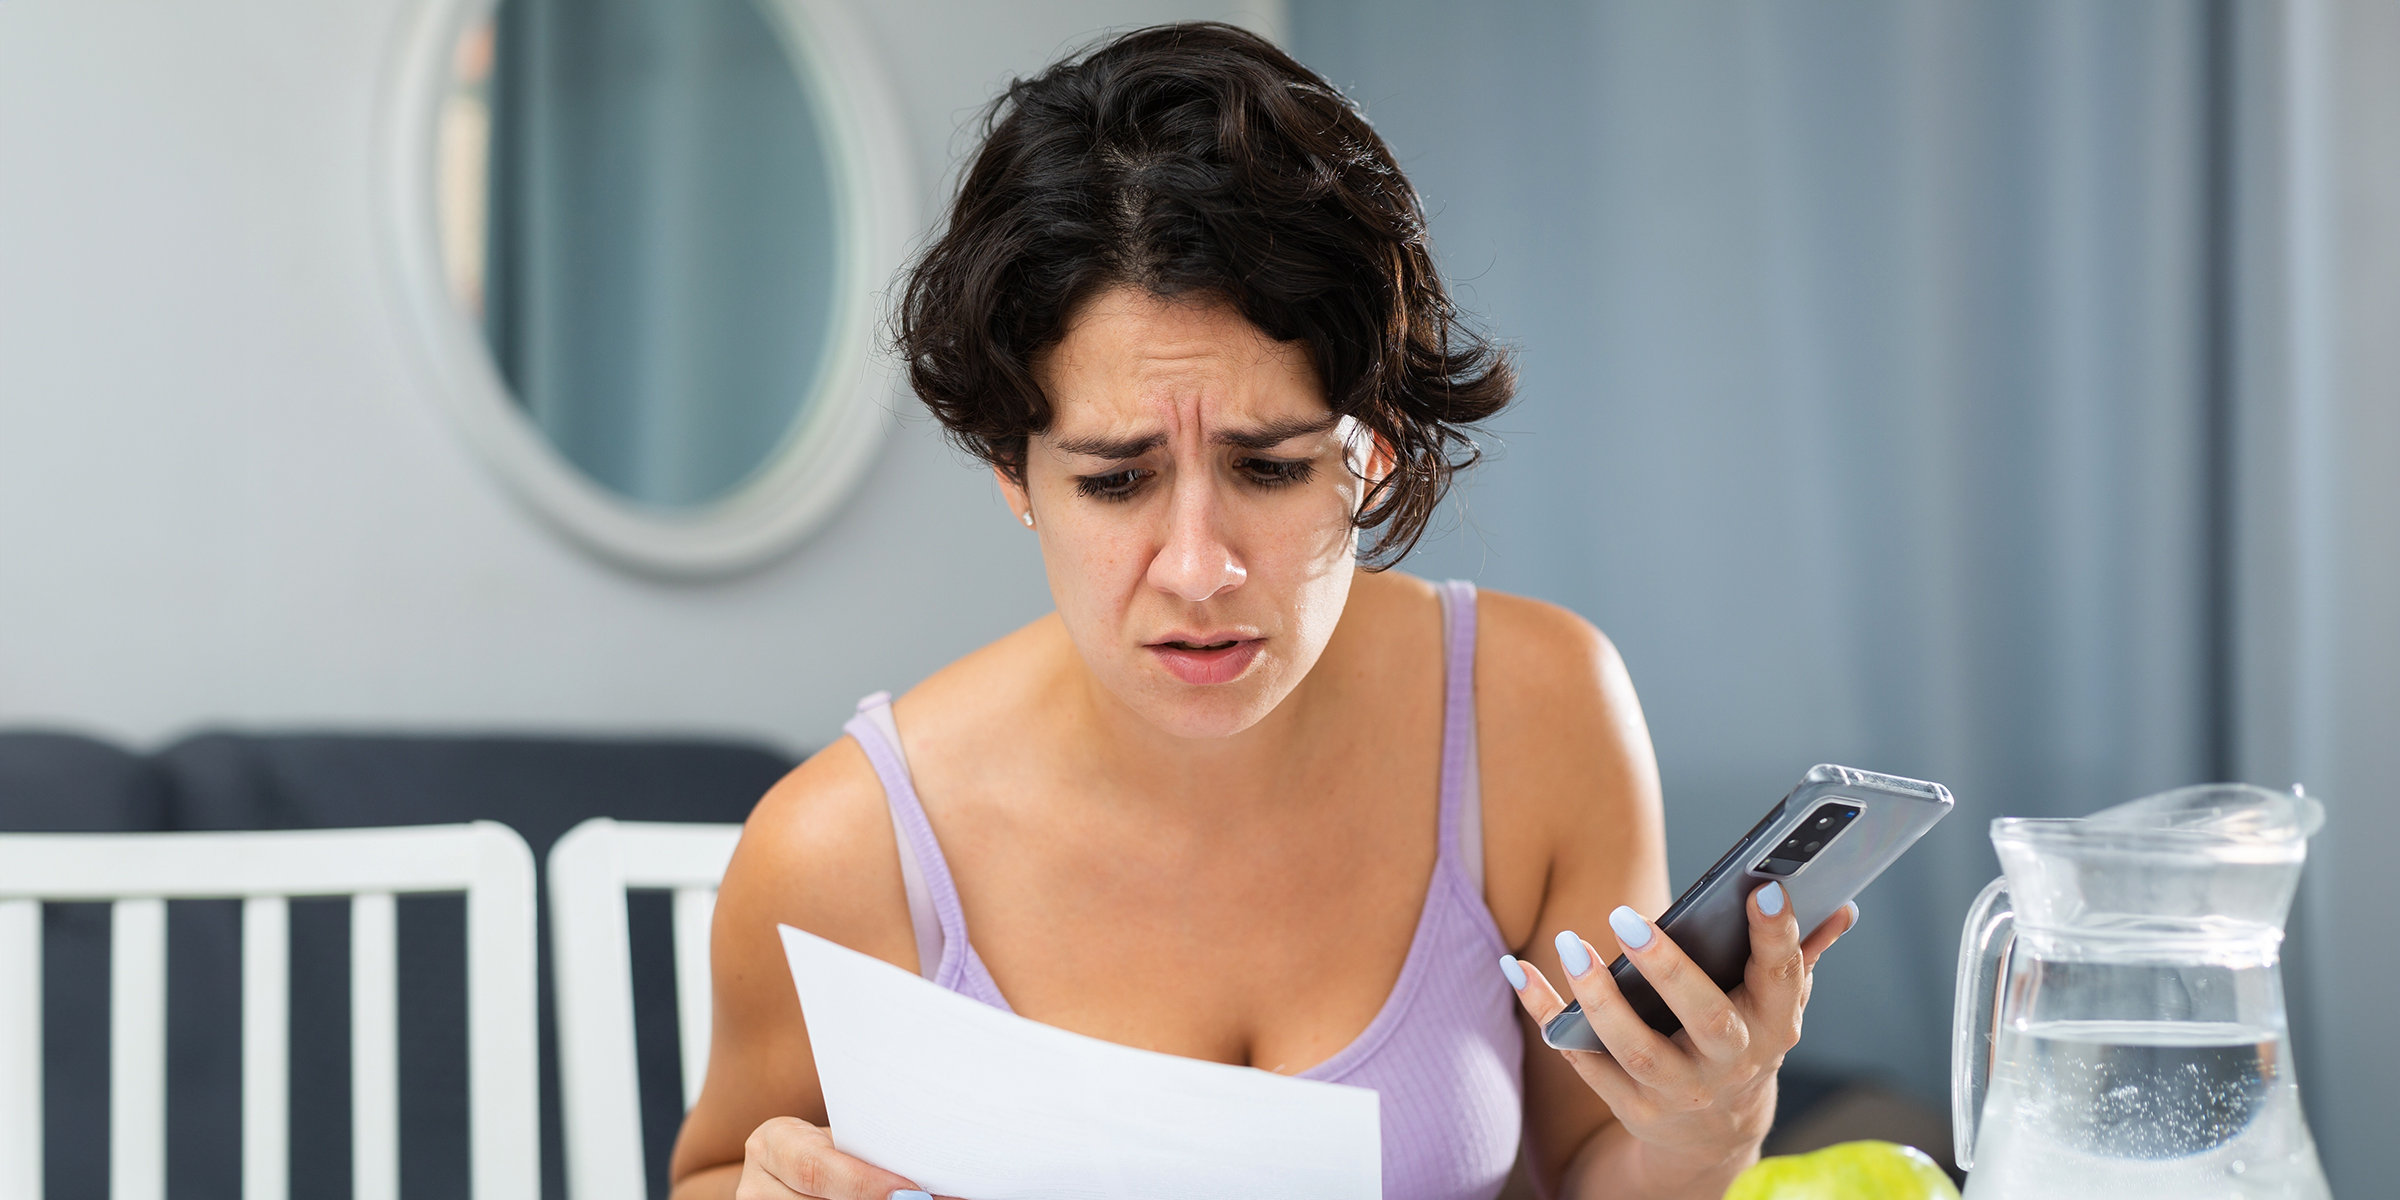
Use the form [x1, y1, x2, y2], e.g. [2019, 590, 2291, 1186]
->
[1035, 505, 1153, 624]
[1248, 480, 1362, 581]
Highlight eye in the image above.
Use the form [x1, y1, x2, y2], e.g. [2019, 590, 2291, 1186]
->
[1073, 468, 1150, 500]
[1238, 457, 1316, 488]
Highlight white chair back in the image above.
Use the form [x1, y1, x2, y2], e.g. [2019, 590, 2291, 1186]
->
[547, 818, 742, 1200]
[0, 822, 540, 1200]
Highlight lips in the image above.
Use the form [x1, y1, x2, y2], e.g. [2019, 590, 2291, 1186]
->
[1145, 635, 1263, 686]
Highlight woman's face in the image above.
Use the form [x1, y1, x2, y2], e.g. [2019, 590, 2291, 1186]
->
[1004, 286, 1376, 740]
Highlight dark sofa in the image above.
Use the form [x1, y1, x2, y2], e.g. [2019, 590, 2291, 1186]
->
[1, 729, 795, 1200]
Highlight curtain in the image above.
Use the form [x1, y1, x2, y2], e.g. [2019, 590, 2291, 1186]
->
[2229, 1, 2400, 1190]
[1292, 0, 2218, 1107]
[484, 0, 838, 508]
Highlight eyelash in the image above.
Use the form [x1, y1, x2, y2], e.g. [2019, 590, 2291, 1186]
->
[1074, 469, 1150, 500]
[1240, 457, 1315, 488]
[1070, 459, 1316, 502]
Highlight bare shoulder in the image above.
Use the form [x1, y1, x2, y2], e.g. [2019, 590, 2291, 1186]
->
[718, 611, 1065, 970]
[1478, 590, 1616, 688]
[1474, 590, 1651, 771]
[718, 733, 917, 976]
[1471, 589, 1668, 950]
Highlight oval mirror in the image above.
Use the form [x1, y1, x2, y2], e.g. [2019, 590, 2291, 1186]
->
[385, 0, 915, 576]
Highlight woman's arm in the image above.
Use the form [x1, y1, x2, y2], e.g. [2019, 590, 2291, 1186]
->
[1476, 591, 1859, 1199]
[666, 739, 936, 1200]
[1472, 593, 1672, 1188]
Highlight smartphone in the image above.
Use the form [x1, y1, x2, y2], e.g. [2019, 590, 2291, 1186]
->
[1539, 764, 1952, 1053]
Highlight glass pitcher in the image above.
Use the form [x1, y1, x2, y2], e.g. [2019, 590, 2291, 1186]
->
[1951, 784, 2329, 1198]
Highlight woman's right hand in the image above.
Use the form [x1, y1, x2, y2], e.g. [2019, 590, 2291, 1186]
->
[737, 1116, 937, 1200]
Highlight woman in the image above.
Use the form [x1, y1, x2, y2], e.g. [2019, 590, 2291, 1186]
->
[670, 23, 1856, 1200]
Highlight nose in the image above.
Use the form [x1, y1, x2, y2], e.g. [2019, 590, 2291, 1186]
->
[1146, 472, 1247, 603]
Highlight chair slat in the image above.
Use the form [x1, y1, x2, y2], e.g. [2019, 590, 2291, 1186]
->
[608, 822, 741, 889]
[243, 897, 290, 1200]
[0, 825, 518, 899]
[111, 898, 167, 1200]
[466, 828, 541, 1200]
[548, 821, 648, 1200]
[1, 899, 40, 1200]
[671, 887, 718, 1111]
[351, 893, 399, 1200]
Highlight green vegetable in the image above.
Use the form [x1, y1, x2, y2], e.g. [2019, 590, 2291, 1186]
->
[1722, 1140, 1960, 1200]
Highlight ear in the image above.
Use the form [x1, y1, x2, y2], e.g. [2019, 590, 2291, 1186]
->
[1339, 416, 1399, 504]
[993, 463, 1033, 526]
[1365, 430, 1398, 486]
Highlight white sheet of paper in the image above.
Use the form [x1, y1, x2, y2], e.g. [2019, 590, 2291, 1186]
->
[778, 924, 1381, 1200]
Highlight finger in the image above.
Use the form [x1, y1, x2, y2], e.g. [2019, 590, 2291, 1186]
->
[1553, 927, 1700, 1094]
[1800, 901, 1859, 969]
[746, 1116, 927, 1200]
[1499, 953, 1568, 1025]
[1738, 881, 1809, 1042]
[735, 1155, 807, 1200]
[1501, 952, 1647, 1109]
[1604, 905, 1750, 1062]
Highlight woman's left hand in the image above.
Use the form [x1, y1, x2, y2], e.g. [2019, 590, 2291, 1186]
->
[1503, 882, 1859, 1181]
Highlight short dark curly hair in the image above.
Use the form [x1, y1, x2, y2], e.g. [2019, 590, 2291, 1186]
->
[892, 21, 1514, 566]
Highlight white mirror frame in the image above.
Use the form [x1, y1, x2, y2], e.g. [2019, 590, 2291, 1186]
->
[379, 0, 918, 578]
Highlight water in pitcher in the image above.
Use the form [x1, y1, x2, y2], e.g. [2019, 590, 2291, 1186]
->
[1964, 1019, 2328, 1199]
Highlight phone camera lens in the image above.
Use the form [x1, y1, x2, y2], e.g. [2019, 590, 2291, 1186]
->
[1803, 840, 1823, 854]
[1815, 816, 1835, 830]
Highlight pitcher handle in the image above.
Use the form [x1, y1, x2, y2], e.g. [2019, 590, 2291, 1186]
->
[1952, 875, 2014, 1172]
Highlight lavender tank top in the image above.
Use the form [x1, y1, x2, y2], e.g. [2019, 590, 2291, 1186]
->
[842, 581, 1525, 1200]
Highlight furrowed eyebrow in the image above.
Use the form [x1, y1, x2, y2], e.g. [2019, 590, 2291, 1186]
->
[1050, 432, 1166, 460]
[1048, 415, 1337, 459]
[1211, 415, 1339, 451]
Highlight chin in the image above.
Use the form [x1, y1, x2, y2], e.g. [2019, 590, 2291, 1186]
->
[1119, 674, 1287, 740]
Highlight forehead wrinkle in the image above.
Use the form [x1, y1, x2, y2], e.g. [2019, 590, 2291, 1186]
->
[1051, 362, 1226, 447]
[1049, 369, 1327, 457]
[1038, 286, 1328, 459]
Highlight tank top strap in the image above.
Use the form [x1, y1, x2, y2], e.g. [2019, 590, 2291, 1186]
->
[1436, 580, 1485, 894]
[843, 692, 958, 984]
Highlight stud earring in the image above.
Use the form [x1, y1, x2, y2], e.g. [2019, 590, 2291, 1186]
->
[1021, 510, 1035, 528]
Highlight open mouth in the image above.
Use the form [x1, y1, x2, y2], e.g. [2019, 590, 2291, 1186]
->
[1145, 635, 1262, 686]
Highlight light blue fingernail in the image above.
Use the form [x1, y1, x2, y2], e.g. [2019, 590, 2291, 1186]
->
[891, 1191, 932, 1200]
[1499, 954, 1528, 990]
[1609, 905, 1654, 950]
[1757, 881, 1786, 916]
[1554, 929, 1593, 976]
